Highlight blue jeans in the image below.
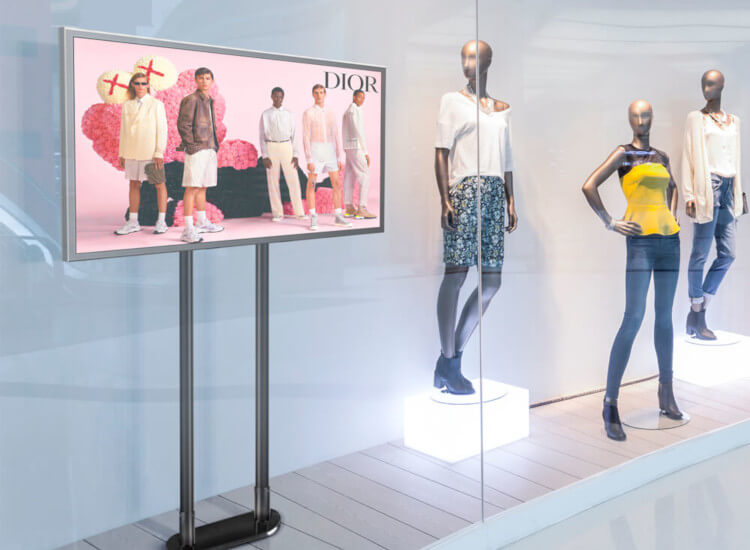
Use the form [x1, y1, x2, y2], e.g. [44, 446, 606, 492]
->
[687, 174, 737, 300]
[606, 234, 680, 400]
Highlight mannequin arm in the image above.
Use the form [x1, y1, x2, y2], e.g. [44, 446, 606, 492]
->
[504, 172, 517, 232]
[435, 148, 456, 230]
[582, 147, 642, 236]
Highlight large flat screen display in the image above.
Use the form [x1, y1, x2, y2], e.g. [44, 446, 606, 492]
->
[60, 28, 385, 261]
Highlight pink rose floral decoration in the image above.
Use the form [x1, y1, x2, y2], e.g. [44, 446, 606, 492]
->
[81, 65, 258, 171]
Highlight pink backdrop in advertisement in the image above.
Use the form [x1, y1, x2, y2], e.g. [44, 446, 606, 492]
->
[73, 37, 382, 254]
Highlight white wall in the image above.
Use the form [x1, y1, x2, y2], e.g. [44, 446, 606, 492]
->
[473, 0, 750, 399]
[2, 1, 750, 549]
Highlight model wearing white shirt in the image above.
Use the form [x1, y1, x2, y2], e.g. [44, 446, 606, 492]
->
[342, 90, 375, 219]
[681, 70, 743, 340]
[116, 73, 168, 236]
[260, 87, 307, 221]
[302, 84, 351, 230]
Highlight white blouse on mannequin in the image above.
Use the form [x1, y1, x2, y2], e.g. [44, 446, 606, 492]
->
[435, 91, 513, 188]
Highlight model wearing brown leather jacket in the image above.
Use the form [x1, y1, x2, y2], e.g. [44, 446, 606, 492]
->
[176, 90, 219, 155]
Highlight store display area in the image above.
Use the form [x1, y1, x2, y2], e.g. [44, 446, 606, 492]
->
[404, 380, 529, 463]
[61, 375, 750, 550]
[675, 332, 750, 386]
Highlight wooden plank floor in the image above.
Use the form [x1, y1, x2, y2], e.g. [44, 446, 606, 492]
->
[60, 377, 749, 550]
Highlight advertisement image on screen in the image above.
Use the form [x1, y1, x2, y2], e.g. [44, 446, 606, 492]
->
[60, 28, 385, 261]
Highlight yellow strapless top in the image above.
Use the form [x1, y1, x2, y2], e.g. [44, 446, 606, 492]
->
[620, 163, 679, 236]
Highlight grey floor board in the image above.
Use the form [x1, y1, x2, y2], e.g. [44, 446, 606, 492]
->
[66, 376, 750, 550]
[500, 438, 608, 478]
[532, 405, 664, 455]
[482, 448, 580, 489]
[271, 472, 436, 550]
[391, 441, 550, 502]
[85, 524, 165, 550]
[297, 461, 471, 538]
[552, 396, 681, 446]
[56, 542, 98, 550]
[330, 451, 502, 522]
[676, 381, 750, 415]
[529, 414, 642, 459]
[527, 421, 632, 467]
[252, 523, 339, 550]
[221, 489, 387, 550]
[363, 443, 523, 510]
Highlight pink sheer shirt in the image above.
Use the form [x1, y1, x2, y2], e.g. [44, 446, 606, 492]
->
[302, 104, 343, 163]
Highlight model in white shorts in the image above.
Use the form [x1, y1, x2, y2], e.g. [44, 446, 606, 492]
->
[115, 72, 168, 236]
[175, 68, 224, 243]
[302, 84, 352, 231]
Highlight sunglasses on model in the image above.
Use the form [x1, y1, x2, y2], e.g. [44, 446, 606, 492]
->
[133, 82, 148, 86]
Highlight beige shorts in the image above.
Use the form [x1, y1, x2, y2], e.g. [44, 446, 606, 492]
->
[124, 159, 151, 182]
[309, 142, 339, 176]
[182, 148, 218, 188]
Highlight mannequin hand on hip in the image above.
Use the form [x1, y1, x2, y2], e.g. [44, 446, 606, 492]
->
[506, 202, 518, 233]
[292, 157, 299, 169]
[441, 201, 457, 231]
[118, 157, 125, 169]
[612, 220, 643, 236]
[153, 157, 163, 170]
[263, 158, 272, 169]
[685, 200, 696, 218]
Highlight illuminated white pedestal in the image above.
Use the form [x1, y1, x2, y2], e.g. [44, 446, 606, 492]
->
[675, 331, 750, 387]
[404, 379, 529, 463]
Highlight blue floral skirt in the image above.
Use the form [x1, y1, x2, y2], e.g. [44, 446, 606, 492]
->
[443, 175, 505, 269]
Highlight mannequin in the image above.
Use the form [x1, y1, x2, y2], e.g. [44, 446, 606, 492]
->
[582, 100, 683, 441]
[433, 40, 517, 395]
[682, 70, 743, 340]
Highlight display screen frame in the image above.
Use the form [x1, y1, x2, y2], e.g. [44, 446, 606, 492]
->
[60, 27, 386, 262]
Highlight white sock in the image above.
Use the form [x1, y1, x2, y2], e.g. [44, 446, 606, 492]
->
[157, 212, 166, 223]
[703, 294, 713, 308]
[309, 208, 316, 215]
[129, 212, 138, 223]
[185, 215, 194, 228]
[196, 210, 207, 224]
[335, 208, 342, 215]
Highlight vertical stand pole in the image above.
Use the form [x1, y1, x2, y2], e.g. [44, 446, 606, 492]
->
[167, 246, 279, 550]
[255, 243, 270, 525]
[179, 250, 195, 549]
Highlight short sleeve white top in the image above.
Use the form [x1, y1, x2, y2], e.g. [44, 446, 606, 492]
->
[704, 114, 738, 178]
[435, 91, 514, 188]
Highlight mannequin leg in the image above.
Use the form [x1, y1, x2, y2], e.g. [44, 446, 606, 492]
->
[653, 237, 679, 384]
[605, 239, 652, 401]
[437, 267, 468, 358]
[454, 269, 503, 353]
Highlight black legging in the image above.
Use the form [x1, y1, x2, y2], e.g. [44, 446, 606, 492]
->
[605, 234, 679, 400]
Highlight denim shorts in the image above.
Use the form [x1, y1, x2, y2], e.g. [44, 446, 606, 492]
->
[443, 175, 505, 269]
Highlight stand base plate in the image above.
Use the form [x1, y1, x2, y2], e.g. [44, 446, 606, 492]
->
[166, 510, 281, 550]
[621, 408, 691, 430]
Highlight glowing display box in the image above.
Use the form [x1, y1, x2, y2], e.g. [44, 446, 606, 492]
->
[404, 380, 529, 463]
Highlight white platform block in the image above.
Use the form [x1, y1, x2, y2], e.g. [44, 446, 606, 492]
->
[675, 331, 750, 387]
[404, 379, 529, 463]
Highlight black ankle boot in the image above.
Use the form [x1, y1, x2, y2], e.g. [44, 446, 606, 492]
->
[695, 309, 717, 340]
[686, 310, 699, 336]
[602, 401, 626, 441]
[688, 308, 716, 340]
[658, 382, 684, 420]
[434, 352, 475, 395]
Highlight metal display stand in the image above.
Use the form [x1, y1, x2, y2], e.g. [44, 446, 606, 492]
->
[167, 245, 281, 550]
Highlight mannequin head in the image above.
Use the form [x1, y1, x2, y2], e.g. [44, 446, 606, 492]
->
[701, 70, 725, 101]
[461, 40, 492, 82]
[628, 100, 652, 138]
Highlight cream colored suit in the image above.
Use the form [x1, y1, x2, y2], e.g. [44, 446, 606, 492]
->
[119, 94, 168, 161]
